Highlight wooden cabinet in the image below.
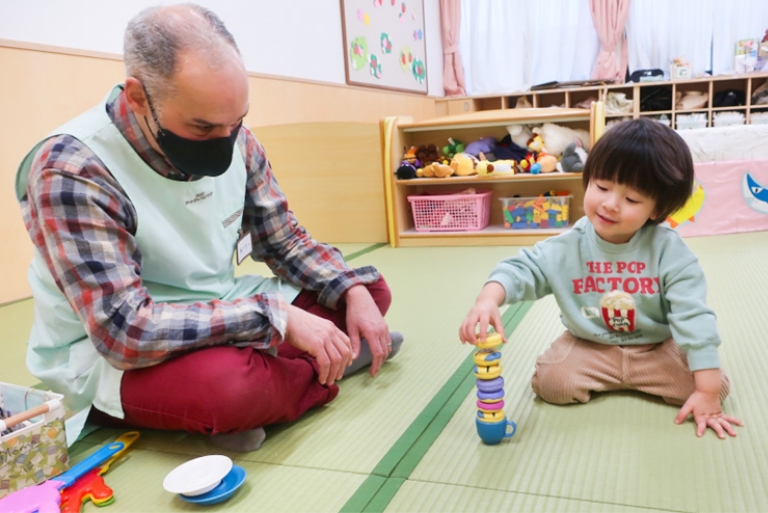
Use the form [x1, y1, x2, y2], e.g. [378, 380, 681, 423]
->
[380, 107, 596, 247]
[435, 73, 768, 131]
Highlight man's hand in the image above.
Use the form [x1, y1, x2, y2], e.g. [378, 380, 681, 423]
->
[284, 305, 352, 386]
[345, 285, 389, 377]
[674, 369, 744, 439]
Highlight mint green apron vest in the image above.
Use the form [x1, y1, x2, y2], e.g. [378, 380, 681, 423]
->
[17, 86, 299, 445]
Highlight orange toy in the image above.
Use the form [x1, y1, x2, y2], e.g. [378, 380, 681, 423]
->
[60, 469, 115, 512]
[59, 432, 140, 513]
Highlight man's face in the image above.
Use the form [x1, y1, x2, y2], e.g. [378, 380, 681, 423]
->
[147, 48, 249, 142]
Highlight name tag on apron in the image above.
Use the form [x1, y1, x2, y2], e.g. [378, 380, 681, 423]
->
[236, 230, 253, 264]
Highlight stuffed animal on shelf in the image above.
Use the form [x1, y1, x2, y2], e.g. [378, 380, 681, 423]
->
[527, 132, 546, 154]
[403, 146, 418, 162]
[464, 137, 497, 159]
[416, 143, 440, 166]
[507, 125, 532, 149]
[417, 161, 454, 178]
[540, 122, 591, 158]
[450, 153, 478, 176]
[442, 137, 465, 159]
[518, 131, 559, 174]
[477, 159, 516, 176]
[396, 161, 419, 179]
[518, 158, 533, 173]
[395, 146, 422, 179]
[476, 160, 493, 176]
[558, 139, 588, 173]
[534, 154, 558, 174]
[493, 134, 528, 161]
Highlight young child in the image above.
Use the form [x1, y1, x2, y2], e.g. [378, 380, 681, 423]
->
[460, 118, 743, 439]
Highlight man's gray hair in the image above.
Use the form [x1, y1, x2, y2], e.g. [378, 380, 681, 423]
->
[124, 3, 240, 100]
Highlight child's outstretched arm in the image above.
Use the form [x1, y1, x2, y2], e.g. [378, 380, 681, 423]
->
[459, 281, 507, 345]
[674, 368, 744, 439]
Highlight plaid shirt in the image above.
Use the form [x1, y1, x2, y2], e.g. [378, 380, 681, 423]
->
[19, 88, 379, 370]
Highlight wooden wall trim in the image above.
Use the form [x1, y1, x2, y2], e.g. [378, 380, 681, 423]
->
[0, 39, 440, 99]
[0, 38, 123, 61]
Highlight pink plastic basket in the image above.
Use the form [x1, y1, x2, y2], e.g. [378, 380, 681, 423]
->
[407, 190, 492, 232]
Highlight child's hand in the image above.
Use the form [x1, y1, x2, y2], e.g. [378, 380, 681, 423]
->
[674, 390, 744, 439]
[459, 282, 507, 345]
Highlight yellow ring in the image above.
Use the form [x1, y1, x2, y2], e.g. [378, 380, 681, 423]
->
[473, 364, 502, 379]
[477, 410, 506, 422]
[473, 350, 501, 367]
[476, 332, 503, 350]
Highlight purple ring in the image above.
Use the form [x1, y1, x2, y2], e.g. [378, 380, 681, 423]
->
[477, 389, 505, 401]
[476, 376, 504, 393]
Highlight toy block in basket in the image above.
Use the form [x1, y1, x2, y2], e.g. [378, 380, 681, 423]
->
[501, 194, 571, 229]
[0, 383, 68, 498]
[408, 189, 492, 232]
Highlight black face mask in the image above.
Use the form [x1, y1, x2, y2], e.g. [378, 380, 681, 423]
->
[144, 91, 240, 177]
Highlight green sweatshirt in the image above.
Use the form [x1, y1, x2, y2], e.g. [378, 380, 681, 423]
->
[488, 217, 721, 372]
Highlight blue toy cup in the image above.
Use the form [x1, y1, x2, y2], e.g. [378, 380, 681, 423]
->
[475, 417, 516, 445]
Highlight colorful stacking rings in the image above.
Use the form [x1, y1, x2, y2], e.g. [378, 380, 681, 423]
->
[474, 335, 506, 430]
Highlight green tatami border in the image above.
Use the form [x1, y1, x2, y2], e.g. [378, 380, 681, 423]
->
[340, 301, 534, 513]
[344, 243, 388, 262]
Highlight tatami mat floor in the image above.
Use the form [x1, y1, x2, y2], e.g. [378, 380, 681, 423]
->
[2, 234, 767, 512]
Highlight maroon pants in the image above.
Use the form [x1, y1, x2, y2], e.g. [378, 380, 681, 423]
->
[89, 277, 391, 435]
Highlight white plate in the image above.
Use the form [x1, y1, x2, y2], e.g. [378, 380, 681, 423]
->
[163, 455, 233, 496]
[180, 465, 247, 505]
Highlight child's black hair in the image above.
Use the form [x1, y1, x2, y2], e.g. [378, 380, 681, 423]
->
[582, 118, 694, 224]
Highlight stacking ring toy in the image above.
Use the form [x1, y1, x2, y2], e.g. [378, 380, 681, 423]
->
[473, 364, 502, 379]
[476, 332, 503, 350]
[477, 410, 506, 422]
[477, 389, 505, 401]
[472, 332, 516, 445]
[473, 350, 502, 366]
[475, 377, 504, 393]
[477, 399, 505, 411]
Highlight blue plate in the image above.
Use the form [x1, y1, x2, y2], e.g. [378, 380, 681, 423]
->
[179, 465, 247, 505]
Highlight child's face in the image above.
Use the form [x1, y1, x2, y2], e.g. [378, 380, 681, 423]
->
[584, 179, 658, 244]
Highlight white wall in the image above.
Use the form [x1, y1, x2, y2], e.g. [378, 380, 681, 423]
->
[0, 0, 444, 96]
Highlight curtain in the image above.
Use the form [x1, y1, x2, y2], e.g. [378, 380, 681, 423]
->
[459, 0, 599, 96]
[589, 0, 631, 82]
[456, 0, 765, 97]
[440, 0, 466, 96]
[712, 0, 768, 75]
[528, 2, 600, 88]
[626, 0, 713, 79]
[459, 0, 526, 95]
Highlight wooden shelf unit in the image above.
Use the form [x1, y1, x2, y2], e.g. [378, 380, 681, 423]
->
[381, 108, 595, 247]
[436, 73, 768, 130]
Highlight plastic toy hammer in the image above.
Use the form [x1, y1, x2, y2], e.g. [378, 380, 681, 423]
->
[59, 431, 141, 513]
[0, 441, 124, 513]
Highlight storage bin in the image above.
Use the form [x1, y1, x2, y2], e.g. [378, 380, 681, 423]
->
[0, 383, 68, 498]
[713, 111, 745, 127]
[676, 114, 708, 130]
[408, 190, 492, 232]
[500, 195, 571, 229]
[750, 111, 768, 125]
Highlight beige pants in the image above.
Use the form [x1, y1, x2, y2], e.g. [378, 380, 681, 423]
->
[531, 331, 730, 406]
